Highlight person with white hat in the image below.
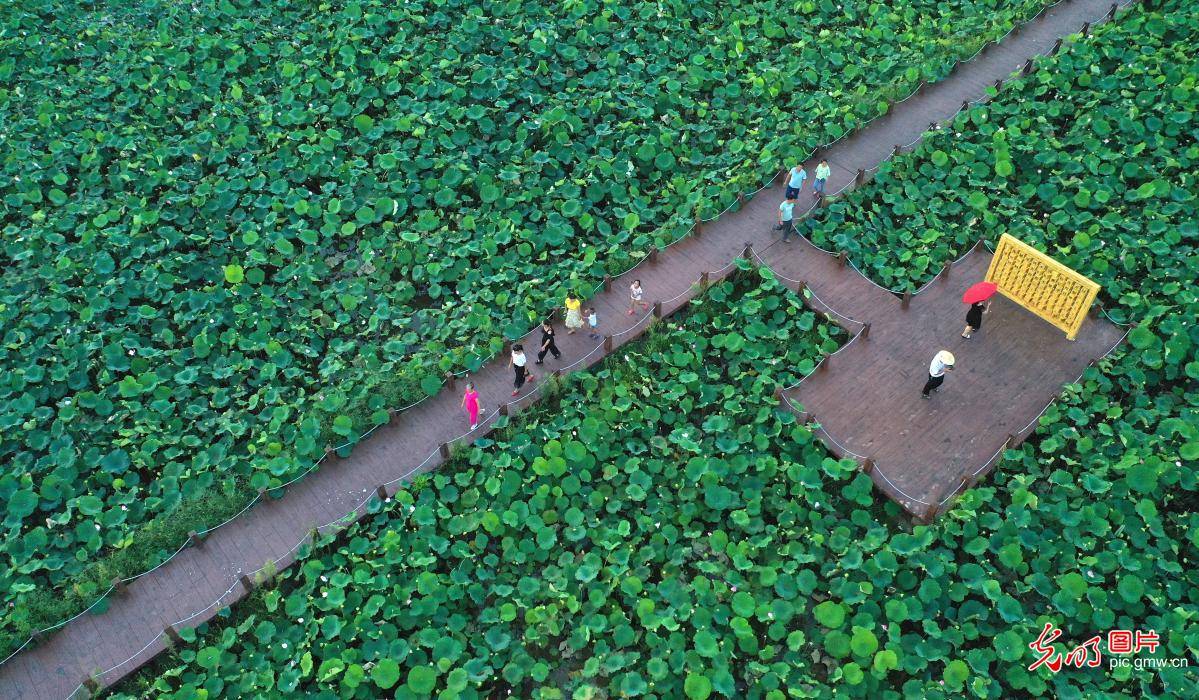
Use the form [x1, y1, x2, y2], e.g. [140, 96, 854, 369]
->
[921, 350, 955, 399]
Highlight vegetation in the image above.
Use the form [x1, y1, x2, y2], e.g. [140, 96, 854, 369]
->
[0, 0, 1051, 649]
[108, 2, 1199, 697]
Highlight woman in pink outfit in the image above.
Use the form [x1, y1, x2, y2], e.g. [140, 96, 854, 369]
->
[461, 382, 480, 430]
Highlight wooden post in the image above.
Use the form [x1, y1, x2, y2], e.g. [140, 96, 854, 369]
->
[1050, 38, 1063, 56]
[892, 144, 901, 157]
[443, 371, 455, 391]
[837, 251, 847, 268]
[855, 169, 864, 185]
[699, 271, 710, 288]
[994, 79, 1003, 92]
[603, 335, 613, 352]
[324, 444, 336, 460]
[796, 280, 807, 297]
[552, 369, 562, 380]
[861, 458, 875, 475]
[939, 263, 951, 282]
[918, 79, 927, 93]
[901, 289, 911, 310]
[775, 168, 787, 185]
[1106, 3, 1116, 21]
[376, 484, 388, 501]
[817, 194, 826, 209]
[694, 211, 702, 236]
[603, 274, 612, 292]
[257, 486, 269, 502]
[819, 353, 830, 372]
[112, 577, 125, 595]
[239, 573, 255, 594]
[1022, 59, 1034, 76]
[652, 301, 663, 319]
[921, 501, 938, 524]
[83, 677, 100, 695]
[164, 625, 183, 646]
[773, 387, 783, 405]
[743, 241, 753, 260]
[736, 192, 745, 208]
[1005, 433, 1019, 449]
[928, 121, 938, 133]
[1089, 301, 1103, 320]
[499, 403, 509, 417]
[648, 247, 659, 264]
[1081, 21, 1090, 37]
[188, 530, 203, 548]
[439, 442, 450, 459]
[309, 526, 321, 547]
[861, 322, 871, 340]
[961, 100, 969, 113]
[957, 473, 970, 495]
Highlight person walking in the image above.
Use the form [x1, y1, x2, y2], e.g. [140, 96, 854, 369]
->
[564, 292, 584, 334]
[628, 279, 650, 315]
[461, 382, 481, 430]
[586, 307, 600, 339]
[921, 350, 955, 399]
[813, 159, 831, 196]
[776, 195, 798, 242]
[961, 301, 989, 339]
[509, 344, 535, 396]
[536, 319, 560, 364]
[786, 163, 808, 199]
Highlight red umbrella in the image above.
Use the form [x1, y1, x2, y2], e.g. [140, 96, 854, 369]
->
[962, 281, 998, 304]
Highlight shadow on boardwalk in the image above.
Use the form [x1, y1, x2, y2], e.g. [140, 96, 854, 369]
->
[0, 0, 1138, 697]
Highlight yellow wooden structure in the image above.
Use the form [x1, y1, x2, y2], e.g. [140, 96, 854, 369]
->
[984, 233, 1100, 340]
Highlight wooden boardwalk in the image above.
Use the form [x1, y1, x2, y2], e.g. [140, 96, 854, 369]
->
[0, 0, 1135, 697]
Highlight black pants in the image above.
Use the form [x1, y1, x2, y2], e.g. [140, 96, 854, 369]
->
[514, 365, 528, 389]
[921, 373, 944, 396]
[779, 219, 795, 241]
[537, 340, 560, 362]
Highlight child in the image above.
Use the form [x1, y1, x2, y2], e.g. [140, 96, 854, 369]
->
[586, 307, 600, 339]
[628, 279, 650, 315]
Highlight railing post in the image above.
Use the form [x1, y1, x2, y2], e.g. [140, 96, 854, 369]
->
[939, 263, 951, 282]
[837, 251, 847, 268]
[1089, 301, 1103, 320]
[694, 211, 702, 236]
[1107, 3, 1117, 20]
[83, 677, 100, 695]
[736, 192, 745, 208]
[648, 247, 659, 264]
[773, 387, 783, 405]
[928, 121, 938, 133]
[861, 322, 871, 340]
[188, 530, 203, 548]
[818, 353, 830, 372]
[921, 501, 938, 524]
[111, 577, 125, 595]
[901, 290, 911, 310]
[861, 458, 875, 475]
[743, 241, 753, 259]
[1050, 38, 1063, 56]
[376, 484, 388, 501]
[603, 274, 612, 292]
[164, 625, 183, 646]
[439, 442, 451, 459]
[1022, 59, 1034, 76]
[855, 169, 864, 185]
[603, 335, 613, 352]
[699, 271, 710, 289]
[796, 280, 807, 297]
[1005, 433, 1019, 449]
[499, 403, 509, 417]
[444, 371, 455, 391]
[257, 486, 269, 502]
[818, 194, 827, 209]
[239, 573, 255, 594]
[1081, 21, 1090, 37]
[994, 79, 1003, 92]
[652, 301, 663, 319]
[961, 100, 970, 113]
[892, 144, 901, 158]
[324, 444, 336, 460]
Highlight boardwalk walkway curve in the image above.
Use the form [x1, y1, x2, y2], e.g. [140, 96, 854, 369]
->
[0, 0, 1139, 697]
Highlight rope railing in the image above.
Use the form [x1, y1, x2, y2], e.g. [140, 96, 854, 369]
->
[12, 2, 1147, 690]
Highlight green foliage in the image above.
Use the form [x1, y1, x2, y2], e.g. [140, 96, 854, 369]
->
[0, 0, 1048, 637]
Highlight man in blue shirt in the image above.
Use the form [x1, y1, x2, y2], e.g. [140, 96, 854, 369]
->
[786, 164, 807, 199]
